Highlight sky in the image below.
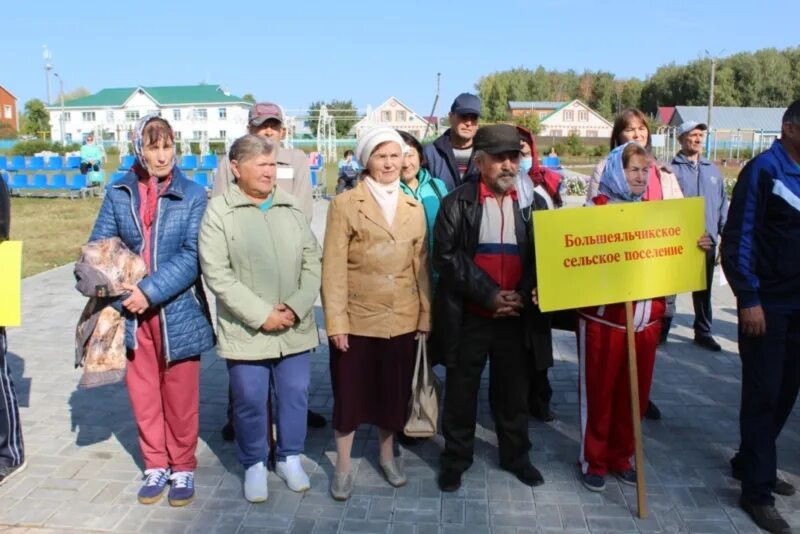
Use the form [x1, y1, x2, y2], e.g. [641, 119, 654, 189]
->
[3, 0, 798, 118]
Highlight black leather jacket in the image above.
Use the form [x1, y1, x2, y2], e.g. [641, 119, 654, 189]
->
[0, 178, 9, 240]
[430, 181, 537, 367]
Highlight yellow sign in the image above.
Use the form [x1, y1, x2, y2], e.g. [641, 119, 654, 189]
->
[0, 241, 22, 326]
[533, 199, 706, 312]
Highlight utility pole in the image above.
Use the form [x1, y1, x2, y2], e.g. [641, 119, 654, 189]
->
[704, 49, 724, 155]
[422, 72, 441, 140]
[43, 45, 53, 105]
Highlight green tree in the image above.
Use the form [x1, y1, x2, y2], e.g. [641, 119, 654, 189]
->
[242, 93, 256, 104]
[513, 113, 541, 135]
[62, 87, 91, 102]
[305, 99, 360, 138]
[20, 99, 51, 136]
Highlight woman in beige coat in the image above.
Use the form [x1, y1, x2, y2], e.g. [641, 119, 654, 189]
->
[322, 127, 431, 500]
[199, 135, 321, 503]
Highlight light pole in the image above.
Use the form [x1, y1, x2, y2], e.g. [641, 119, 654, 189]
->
[53, 72, 65, 145]
[704, 49, 725, 155]
[42, 45, 53, 105]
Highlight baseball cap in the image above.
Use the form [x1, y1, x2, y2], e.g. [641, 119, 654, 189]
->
[249, 102, 284, 126]
[473, 124, 521, 155]
[450, 93, 481, 117]
[677, 120, 708, 137]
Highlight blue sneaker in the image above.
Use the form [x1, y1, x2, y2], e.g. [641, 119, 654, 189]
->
[582, 473, 606, 492]
[168, 471, 195, 507]
[138, 468, 170, 504]
[615, 469, 637, 486]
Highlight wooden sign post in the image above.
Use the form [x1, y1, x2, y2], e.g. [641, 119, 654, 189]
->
[624, 301, 648, 519]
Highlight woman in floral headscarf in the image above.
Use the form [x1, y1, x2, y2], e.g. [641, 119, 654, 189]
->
[576, 143, 711, 493]
[88, 114, 214, 507]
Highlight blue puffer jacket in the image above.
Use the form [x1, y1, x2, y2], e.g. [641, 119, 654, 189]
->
[89, 168, 215, 361]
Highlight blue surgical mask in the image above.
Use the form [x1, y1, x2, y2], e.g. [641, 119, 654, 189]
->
[519, 157, 533, 173]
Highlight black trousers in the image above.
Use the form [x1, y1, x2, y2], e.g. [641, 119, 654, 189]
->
[79, 162, 100, 175]
[738, 308, 800, 505]
[692, 248, 716, 337]
[528, 369, 552, 416]
[441, 313, 531, 473]
[0, 328, 24, 468]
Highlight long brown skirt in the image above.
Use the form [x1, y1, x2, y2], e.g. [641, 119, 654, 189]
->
[330, 332, 416, 433]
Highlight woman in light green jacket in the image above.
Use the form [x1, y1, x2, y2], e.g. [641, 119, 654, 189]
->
[199, 135, 321, 503]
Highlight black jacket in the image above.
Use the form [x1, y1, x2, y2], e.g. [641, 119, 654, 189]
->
[422, 129, 479, 192]
[430, 181, 537, 367]
[0, 178, 9, 240]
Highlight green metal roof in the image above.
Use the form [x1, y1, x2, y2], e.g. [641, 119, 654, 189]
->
[55, 85, 247, 108]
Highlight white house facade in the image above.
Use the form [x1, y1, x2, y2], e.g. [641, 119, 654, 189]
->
[538, 99, 613, 138]
[352, 97, 433, 139]
[47, 84, 251, 145]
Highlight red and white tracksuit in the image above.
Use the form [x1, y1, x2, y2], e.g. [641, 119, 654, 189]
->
[577, 298, 664, 475]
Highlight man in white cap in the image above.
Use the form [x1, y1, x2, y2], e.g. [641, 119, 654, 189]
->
[212, 102, 313, 221]
[670, 121, 728, 352]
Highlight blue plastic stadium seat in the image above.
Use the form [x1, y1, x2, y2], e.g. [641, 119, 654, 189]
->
[0, 156, 7, 170]
[310, 169, 319, 187]
[66, 156, 82, 169]
[179, 155, 198, 171]
[9, 156, 26, 172]
[31, 174, 48, 188]
[111, 172, 126, 183]
[28, 156, 45, 171]
[49, 174, 67, 189]
[46, 156, 64, 171]
[193, 172, 209, 188]
[199, 154, 217, 171]
[119, 155, 136, 171]
[11, 174, 29, 189]
[69, 174, 88, 189]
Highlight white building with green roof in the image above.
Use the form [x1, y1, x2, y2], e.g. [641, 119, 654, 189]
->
[47, 84, 251, 145]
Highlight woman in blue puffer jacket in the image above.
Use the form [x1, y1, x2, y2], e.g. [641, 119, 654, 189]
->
[88, 114, 214, 507]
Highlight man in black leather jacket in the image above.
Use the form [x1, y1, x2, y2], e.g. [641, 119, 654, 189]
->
[432, 124, 543, 492]
[0, 177, 26, 486]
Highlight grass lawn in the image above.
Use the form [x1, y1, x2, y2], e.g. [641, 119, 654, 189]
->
[10, 196, 102, 278]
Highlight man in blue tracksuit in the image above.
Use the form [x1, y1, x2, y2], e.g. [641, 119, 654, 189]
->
[721, 99, 800, 534]
[672, 121, 729, 351]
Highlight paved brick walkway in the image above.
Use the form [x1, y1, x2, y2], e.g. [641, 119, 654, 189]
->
[2, 198, 799, 533]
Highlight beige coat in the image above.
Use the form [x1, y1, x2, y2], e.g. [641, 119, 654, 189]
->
[322, 180, 431, 338]
[212, 145, 314, 221]
[585, 158, 684, 202]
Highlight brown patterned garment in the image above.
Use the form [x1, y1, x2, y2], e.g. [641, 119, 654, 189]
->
[74, 237, 147, 388]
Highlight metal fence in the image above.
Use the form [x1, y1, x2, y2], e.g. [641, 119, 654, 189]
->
[652, 127, 780, 164]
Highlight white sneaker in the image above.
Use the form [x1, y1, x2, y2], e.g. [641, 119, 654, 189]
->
[243, 462, 268, 503]
[276, 455, 311, 492]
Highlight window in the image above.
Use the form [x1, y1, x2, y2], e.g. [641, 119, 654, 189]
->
[125, 110, 140, 121]
[381, 110, 391, 122]
[396, 110, 407, 122]
[106, 110, 114, 122]
[3, 105, 11, 119]
[63, 112, 71, 122]
[82, 111, 96, 122]
[193, 109, 208, 121]
[562, 110, 574, 121]
[550, 129, 562, 137]
[578, 110, 589, 122]
[539, 111, 547, 119]
[173, 109, 181, 121]
[192, 130, 207, 140]
[218, 107, 227, 120]
[219, 130, 227, 139]
[174, 131, 182, 140]
[586, 130, 598, 137]
[65, 133, 73, 143]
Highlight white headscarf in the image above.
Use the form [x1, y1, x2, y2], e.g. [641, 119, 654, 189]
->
[355, 127, 408, 226]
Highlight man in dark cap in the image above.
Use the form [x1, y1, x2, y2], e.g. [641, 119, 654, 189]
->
[422, 93, 481, 191]
[432, 124, 544, 492]
[0, 176, 26, 486]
